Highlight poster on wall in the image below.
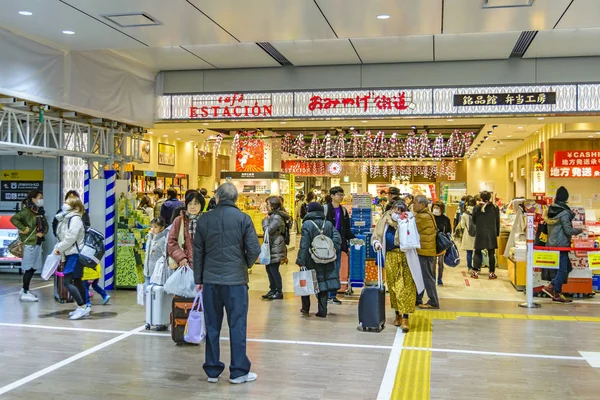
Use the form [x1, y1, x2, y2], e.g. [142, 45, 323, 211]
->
[235, 140, 264, 172]
[0, 214, 20, 262]
[140, 140, 151, 163]
[1, 170, 44, 202]
[158, 143, 175, 166]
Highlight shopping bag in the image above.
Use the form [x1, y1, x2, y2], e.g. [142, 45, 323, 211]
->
[164, 265, 196, 297]
[150, 255, 168, 285]
[482, 249, 490, 267]
[136, 283, 145, 306]
[184, 290, 206, 344]
[259, 229, 271, 265]
[398, 216, 421, 251]
[293, 267, 319, 296]
[41, 253, 61, 281]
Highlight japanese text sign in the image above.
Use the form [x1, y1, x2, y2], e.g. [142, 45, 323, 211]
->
[454, 92, 556, 107]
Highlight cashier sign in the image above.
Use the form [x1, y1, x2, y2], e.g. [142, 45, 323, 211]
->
[588, 252, 600, 270]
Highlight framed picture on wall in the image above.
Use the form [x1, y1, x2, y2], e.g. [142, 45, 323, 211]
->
[158, 143, 175, 166]
[140, 140, 151, 163]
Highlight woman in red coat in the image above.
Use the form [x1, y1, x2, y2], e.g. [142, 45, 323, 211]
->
[168, 191, 205, 270]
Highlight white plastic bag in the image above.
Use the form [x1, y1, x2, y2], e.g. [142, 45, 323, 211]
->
[136, 283, 145, 306]
[150, 255, 168, 285]
[398, 215, 421, 251]
[259, 229, 271, 265]
[164, 265, 196, 297]
[41, 253, 61, 281]
[293, 267, 319, 296]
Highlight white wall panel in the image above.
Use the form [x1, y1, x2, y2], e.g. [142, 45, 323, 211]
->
[184, 43, 280, 69]
[555, 0, 600, 29]
[113, 47, 215, 71]
[524, 29, 600, 59]
[435, 32, 520, 61]
[352, 36, 433, 63]
[272, 39, 360, 66]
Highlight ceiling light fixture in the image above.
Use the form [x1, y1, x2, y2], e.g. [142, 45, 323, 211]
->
[361, 120, 368, 123]
[350, 127, 355, 130]
[487, 131, 493, 135]
[537, 117, 545, 120]
[411, 126, 416, 130]
[377, 14, 390, 20]
[62, 30, 75, 35]
[163, 134, 168, 137]
[203, 123, 209, 126]
[518, 126, 523, 129]
[280, 122, 287, 124]
[588, 135, 594, 138]
[174, 130, 179, 133]
[507, 135, 512, 138]
[447, 119, 454, 122]
[176, 138, 181, 140]
[19, 11, 33, 16]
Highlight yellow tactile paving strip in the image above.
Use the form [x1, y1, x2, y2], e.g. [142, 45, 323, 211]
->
[391, 311, 600, 399]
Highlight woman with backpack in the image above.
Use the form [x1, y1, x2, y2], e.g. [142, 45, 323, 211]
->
[54, 197, 89, 320]
[372, 200, 424, 332]
[459, 197, 476, 272]
[261, 196, 290, 300]
[296, 202, 341, 318]
[52, 190, 90, 238]
[11, 190, 49, 302]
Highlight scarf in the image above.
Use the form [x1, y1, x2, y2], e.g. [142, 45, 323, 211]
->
[25, 200, 47, 244]
[186, 212, 200, 239]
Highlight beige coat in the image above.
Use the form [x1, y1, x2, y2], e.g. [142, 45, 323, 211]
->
[459, 206, 475, 251]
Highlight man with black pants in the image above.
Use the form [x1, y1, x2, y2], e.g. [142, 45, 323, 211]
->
[194, 182, 261, 384]
[324, 186, 355, 304]
[413, 195, 440, 309]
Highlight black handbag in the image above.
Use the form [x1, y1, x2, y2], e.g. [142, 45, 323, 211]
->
[436, 231, 453, 254]
[534, 222, 548, 247]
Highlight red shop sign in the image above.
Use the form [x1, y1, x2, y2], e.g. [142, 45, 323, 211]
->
[553, 150, 600, 167]
[549, 162, 600, 178]
[308, 91, 408, 112]
[189, 93, 273, 119]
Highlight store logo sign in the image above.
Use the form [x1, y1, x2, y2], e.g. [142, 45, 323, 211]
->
[189, 93, 273, 118]
[454, 92, 556, 107]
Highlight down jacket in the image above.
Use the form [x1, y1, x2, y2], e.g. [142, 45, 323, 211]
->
[193, 200, 261, 286]
[472, 202, 500, 250]
[415, 208, 437, 257]
[54, 211, 85, 258]
[144, 228, 168, 277]
[262, 210, 289, 264]
[544, 201, 582, 247]
[296, 211, 342, 293]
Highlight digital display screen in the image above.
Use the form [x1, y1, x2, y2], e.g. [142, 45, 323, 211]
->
[0, 214, 21, 262]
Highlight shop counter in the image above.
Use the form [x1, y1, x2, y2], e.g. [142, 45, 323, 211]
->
[507, 257, 526, 291]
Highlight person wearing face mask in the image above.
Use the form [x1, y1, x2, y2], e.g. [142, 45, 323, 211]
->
[11, 190, 49, 302]
[413, 195, 440, 309]
[52, 190, 90, 238]
[472, 191, 501, 280]
[54, 197, 89, 319]
[372, 200, 425, 332]
[431, 202, 452, 286]
[168, 191, 205, 271]
[143, 217, 168, 287]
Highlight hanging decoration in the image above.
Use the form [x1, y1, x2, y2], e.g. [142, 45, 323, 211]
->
[432, 133, 445, 159]
[335, 131, 345, 158]
[389, 132, 399, 158]
[404, 131, 418, 158]
[352, 130, 362, 158]
[308, 133, 320, 158]
[418, 131, 432, 158]
[229, 132, 240, 156]
[212, 133, 224, 155]
[323, 131, 332, 158]
[363, 131, 375, 158]
[294, 133, 306, 158]
[375, 131, 387, 157]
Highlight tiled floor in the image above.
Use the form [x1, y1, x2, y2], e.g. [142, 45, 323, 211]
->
[0, 239, 598, 399]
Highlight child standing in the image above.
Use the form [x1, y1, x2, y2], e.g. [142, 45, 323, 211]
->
[144, 217, 168, 284]
[82, 265, 111, 306]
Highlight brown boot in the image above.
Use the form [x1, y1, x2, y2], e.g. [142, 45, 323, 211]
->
[401, 318, 409, 333]
[393, 314, 402, 327]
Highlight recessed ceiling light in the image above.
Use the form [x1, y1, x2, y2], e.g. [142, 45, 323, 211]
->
[507, 135, 512, 138]
[350, 127, 355, 130]
[203, 123, 209, 126]
[147, 132, 153, 135]
[588, 135, 594, 138]
[18, 11, 33, 16]
[492, 148, 497, 150]
[62, 30, 75, 35]
[411, 126, 416, 129]
[537, 117, 544, 120]
[163, 134, 168, 137]
[377, 14, 390, 20]
[361, 120, 368, 123]
[596, 132, 600, 135]
[174, 130, 179, 133]
[447, 119, 454, 122]
[280, 122, 286, 124]
[517, 126, 523, 129]
[487, 131, 493, 135]
[176, 138, 181, 140]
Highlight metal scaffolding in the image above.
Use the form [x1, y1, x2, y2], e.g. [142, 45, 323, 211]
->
[0, 104, 144, 178]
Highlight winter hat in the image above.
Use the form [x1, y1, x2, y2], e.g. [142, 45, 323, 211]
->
[306, 202, 324, 213]
[555, 186, 569, 202]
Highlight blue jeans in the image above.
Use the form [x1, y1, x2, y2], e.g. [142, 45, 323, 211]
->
[84, 279, 108, 305]
[466, 250, 473, 270]
[552, 251, 572, 294]
[329, 249, 343, 299]
[203, 284, 251, 380]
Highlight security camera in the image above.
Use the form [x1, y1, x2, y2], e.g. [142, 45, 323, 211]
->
[492, 125, 498, 129]
[17, 151, 23, 156]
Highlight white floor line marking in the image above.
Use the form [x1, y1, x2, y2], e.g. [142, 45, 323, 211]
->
[402, 346, 586, 362]
[241, 337, 392, 350]
[377, 328, 405, 400]
[0, 283, 53, 298]
[0, 325, 145, 396]
[0, 322, 127, 335]
[578, 351, 600, 368]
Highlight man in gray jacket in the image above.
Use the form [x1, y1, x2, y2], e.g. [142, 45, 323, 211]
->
[194, 182, 261, 384]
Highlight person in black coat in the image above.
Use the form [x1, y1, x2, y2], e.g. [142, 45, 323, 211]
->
[297, 202, 341, 318]
[323, 186, 355, 304]
[471, 191, 500, 279]
[261, 196, 289, 300]
[52, 190, 90, 237]
[432, 201, 452, 286]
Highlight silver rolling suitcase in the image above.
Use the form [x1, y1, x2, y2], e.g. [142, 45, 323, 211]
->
[145, 283, 172, 331]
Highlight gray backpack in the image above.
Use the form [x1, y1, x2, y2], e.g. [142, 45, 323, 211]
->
[308, 220, 337, 264]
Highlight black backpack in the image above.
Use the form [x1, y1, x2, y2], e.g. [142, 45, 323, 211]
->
[68, 216, 105, 268]
[283, 217, 292, 245]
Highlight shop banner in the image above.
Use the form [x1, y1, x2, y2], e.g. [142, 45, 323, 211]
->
[549, 162, 600, 178]
[588, 252, 600, 270]
[160, 83, 600, 120]
[533, 250, 560, 269]
[553, 150, 600, 167]
[531, 171, 546, 195]
[235, 139, 264, 172]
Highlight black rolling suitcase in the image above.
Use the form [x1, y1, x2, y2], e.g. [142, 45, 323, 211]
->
[358, 250, 385, 332]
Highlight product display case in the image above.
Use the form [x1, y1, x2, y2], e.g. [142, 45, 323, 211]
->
[131, 170, 189, 196]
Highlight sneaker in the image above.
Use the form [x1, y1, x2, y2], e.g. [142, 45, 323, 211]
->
[20, 292, 39, 302]
[69, 308, 78, 317]
[268, 291, 283, 300]
[69, 306, 88, 320]
[229, 372, 257, 384]
[207, 376, 220, 383]
[331, 297, 342, 305]
[300, 309, 310, 316]
[83, 305, 92, 317]
[489, 273, 498, 280]
[102, 295, 111, 305]
[437, 279, 443, 286]
[542, 284, 555, 298]
[262, 290, 275, 299]
[552, 293, 573, 303]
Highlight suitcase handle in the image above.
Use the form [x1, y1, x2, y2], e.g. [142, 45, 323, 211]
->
[376, 250, 383, 288]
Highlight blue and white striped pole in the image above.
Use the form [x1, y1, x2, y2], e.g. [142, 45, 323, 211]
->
[104, 170, 116, 290]
[83, 170, 90, 213]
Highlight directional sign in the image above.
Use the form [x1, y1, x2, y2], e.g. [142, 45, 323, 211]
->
[0, 170, 44, 202]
